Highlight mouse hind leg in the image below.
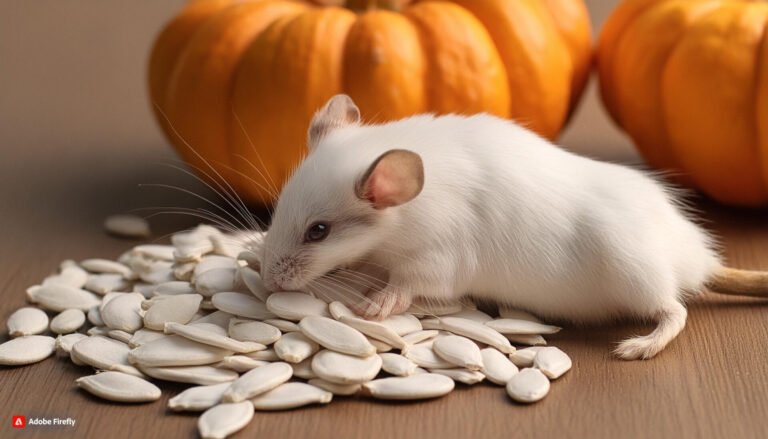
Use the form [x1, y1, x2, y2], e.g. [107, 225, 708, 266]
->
[614, 300, 687, 360]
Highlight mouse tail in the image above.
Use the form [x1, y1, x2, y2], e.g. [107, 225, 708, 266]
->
[705, 266, 768, 297]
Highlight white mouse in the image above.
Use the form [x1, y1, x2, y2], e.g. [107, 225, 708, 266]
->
[259, 94, 768, 360]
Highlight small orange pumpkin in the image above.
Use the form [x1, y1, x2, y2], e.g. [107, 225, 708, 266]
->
[149, 0, 592, 204]
[598, 0, 768, 207]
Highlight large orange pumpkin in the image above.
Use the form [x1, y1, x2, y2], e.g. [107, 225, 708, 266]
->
[598, 0, 768, 207]
[150, 0, 592, 204]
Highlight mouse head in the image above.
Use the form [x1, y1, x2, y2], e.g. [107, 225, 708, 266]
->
[260, 95, 424, 292]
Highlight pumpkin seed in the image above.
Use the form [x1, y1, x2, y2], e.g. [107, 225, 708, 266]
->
[87, 326, 110, 336]
[330, 302, 407, 350]
[7, 307, 49, 337]
[238, 266, 269, 301]
[311, 350, 382, 385]
[506, 368, 550, 403]
[533, 347, 572, 379]
[76, 371, 161, 403]
[420, 318, 443, 330]
[133, 283, 156, 298]
[380, 353, 418, 376]
[56, 333, 88, 354]
[404, 345, 455, 369]
[274, 332, 319, 363]
[402, 330, 439, 345]
[290, 357, 317, 380]
[481, 348, 519, 385]
[133, 245, 176, 262]
[49, 309, 85, 334]
[84, 273, 129, 294]
[80, 258, 133, 278]
[195, 268, 238, 296]
[143, 294, 202, 330]
[228, 319, 281, 345]
[380, 314, 422, 335]
[509, 347, 544, 367]
[266, 292, 330, 321]
[506, 334, 547, 346]
[168, 382, 231, 412]
[198, 401, 254, 439]
[153, 281, 196, 296]
[299, 315, 375, 357]
[211, 292, 275, 320]
[87, 306, 104, 326]
[128, 328, 166, 348]
[43, 265, 88, 289]
[445, 308, 494, 323]
[498, 306, 542, 323]
[140, 262, 176, 284]
[104, 214, 151, 239]
[263, 318, 300, 332]
[101, 292, 145, 332]
[433, 335, 484, 371]
[191, 310, 235, 329]
[363, 374, 455, 400]
[485, 318, 561, 335]
[139, 365, 238, 385]
[215, 355, 269, 373]
[71, 336, 143, 377]
[251, 382, 332, 411]
[439, 317, 515, 354]
[237, 251, 261, 269]
[245, 348, 279, 362]
[128, 335, 233, 367]
[368, 337, 393, 353]
[26, 284, 101, 312]
[164, 322, 265, 353]
[173, 262, 196, 281]
[222, 362, 293, 402]
[308, 378, 361, 396]
[0, 335, 56, 365]
[175, 240, 214, 263]
[193, 256, 238, 279]
[430, 368, 485, 385]
[108, 329, 133, 344]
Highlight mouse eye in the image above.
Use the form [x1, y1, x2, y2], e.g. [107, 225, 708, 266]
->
[305, 222, 330, 243]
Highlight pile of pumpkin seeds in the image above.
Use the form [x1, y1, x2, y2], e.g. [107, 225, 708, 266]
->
[1, 215, 572, 439]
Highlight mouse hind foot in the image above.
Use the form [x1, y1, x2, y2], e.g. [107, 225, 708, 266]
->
[614, 301, 688, 360]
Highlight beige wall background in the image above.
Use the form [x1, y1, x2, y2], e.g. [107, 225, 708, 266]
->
[0, 0, 636, 165]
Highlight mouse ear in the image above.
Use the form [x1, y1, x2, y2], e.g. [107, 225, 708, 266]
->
[308, 94, 361, 151]
[356, 149, 424, 210]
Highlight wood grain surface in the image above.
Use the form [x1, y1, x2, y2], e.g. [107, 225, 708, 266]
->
[1, 2, 767, 438]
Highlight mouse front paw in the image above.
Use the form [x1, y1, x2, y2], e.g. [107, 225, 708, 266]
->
[352, 288, 412, 321]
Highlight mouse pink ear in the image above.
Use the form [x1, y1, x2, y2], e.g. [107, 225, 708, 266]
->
[307, 94, 361, 151]
[356, 150, 424, 209]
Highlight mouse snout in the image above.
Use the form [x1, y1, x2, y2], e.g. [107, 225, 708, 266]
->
[260, 255, 304, 292]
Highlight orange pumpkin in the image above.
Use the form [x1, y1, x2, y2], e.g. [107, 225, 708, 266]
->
[149, 0, 592, 204]
[598, 0, 768, 207]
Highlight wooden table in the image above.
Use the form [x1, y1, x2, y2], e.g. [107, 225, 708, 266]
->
[1, 129, 767, 439]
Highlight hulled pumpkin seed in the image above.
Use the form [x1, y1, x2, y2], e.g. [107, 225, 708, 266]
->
[198, 401, 254, 439]
[274, 332, 319, 363]
[433, 335, 484, 371]
[480, 348, 519, 385]
[250, 382, 332, 411]
[0, 335, 55, 365]
[266, 292, 330, 321]
[211, 292, 275, 320]
[50, 309, 86, 334]
[139, 365, 238, 385]
[228, 319, 281, 345]
[380, 353, 418, 377]
[363, 374, 455, 400]
[7, 307, 49, 337]
[311, 350, 382, 385]
[299, 315, 375, 358]
[439, 317, 515, 354]
[143, 294, 203, 330]
[533, 347, 572, 379]
[222, 362, 293, 402]
[76, 371, 160, 403]
[506, 368, 550, 403]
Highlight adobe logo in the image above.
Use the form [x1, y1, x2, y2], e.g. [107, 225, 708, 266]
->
[12, 415, 26, 429]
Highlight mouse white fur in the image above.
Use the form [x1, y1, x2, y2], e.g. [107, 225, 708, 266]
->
[259, 95, 768, 360]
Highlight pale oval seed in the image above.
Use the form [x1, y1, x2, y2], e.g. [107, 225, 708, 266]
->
[195, 268, 238, 297]
[380, 314, 422, 335]
[211, 292, 275, 320]
[430, 368, 485, 385]
[80, 258, 133, 278]
[143, 294, 203, 330]
[222, 362, 293, 402]
[71, 336, 143, 377]
[533, 347, 572, 379]
[27, 284, 101, 312]
[153, 281, 196, 296]
[164, 322, 265, 353]
[0, 335, 55, 366]
[291, 357, 317, 380]
[274, 332, 319, 363]
[311, 350, 382, 385]
[168, 382, 231, 412]
[299, 315, 375, 358]
[380, 353, 418, 377]
[198, 401, 254, 439]
[266, 292, 330, 321]
[363, 374, 455, 400]
[8, 307, 49, 337]
[76, 371, 160, 403]
[101, 292, 145, 333]
[215, 356, 269, 373]
[139, 365, 238, 385]
[251, 382, 332, 411]
[506, 368, 550, 403]
[402, 330, 439, 345]
[42, 265, 88, 289]
[238, 267, 269, 301]
[509, 347, 544, 367]
[50, 309, 86, 334]
[228, 319, 281, 345]
[439, 317, 515, 354]
[84, 273, 129, 295]
[481, 348, 519, 385]
[506, 334, 547, 346]
[308, 379, 361, 396]
[485, 318, 561, 335]
[498, 306, 542, 323]
[128, 335, 233, 367]
[404, 345, 455, 369]
[104, 214, 151, 239]
[445, 308, 494, 323]
[56, 333, 88, 354]
[263, 319, 300, 333]
[433, 335, 484, 371]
